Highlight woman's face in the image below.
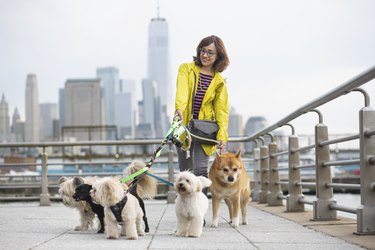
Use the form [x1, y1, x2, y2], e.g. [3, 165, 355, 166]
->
[199, 43, 217, 68]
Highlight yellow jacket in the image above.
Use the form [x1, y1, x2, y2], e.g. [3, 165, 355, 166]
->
[174, 62, 229, 156]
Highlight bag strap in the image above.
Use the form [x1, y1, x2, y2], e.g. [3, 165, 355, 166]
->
[191, 72, 197, 121]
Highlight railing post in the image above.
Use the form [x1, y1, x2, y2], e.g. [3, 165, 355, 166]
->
[286, 135, 304, 211]
[259, 144, 269, 204]
[166, 144, 176, 203]
[40, 147, 50, 206]
[268, 141, 283, 206]
[356, 106, 375, 234]
[313, 123, 336, 220]
[251, 147, 261, 201]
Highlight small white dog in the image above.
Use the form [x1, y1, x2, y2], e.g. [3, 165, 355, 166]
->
[90, 177, 145, 240]
[174, 171, 212, 238]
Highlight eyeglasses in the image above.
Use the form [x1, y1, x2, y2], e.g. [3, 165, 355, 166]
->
[200, 48, 217, 58]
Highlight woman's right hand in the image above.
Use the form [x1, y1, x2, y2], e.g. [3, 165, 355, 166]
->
[216, 140, 226, 154]
[174, 109, 183, 121]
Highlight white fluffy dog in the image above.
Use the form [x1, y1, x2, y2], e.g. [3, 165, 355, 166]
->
[174, 171, 212, 237]
[58, 176, 97, 231]
[90, 177, 145, 240]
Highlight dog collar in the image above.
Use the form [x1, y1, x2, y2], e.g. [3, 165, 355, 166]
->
[110, 195, 128, 223]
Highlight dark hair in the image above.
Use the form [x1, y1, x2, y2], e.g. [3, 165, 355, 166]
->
[193, 35, 229, 73]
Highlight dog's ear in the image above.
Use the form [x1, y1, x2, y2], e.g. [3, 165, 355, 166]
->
[103, 182, 113, 193]
[235, 150, 242, 159]
[198, 176, 212, 189]
[104, 181, 117, 204]
[215, 152, 222, 162]
[58, 176, 68, 185]
[73, 177, 84, 187]
[196, 179, 203, 192]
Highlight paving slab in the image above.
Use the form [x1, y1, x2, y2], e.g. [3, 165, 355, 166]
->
[0, 200, 365, 250]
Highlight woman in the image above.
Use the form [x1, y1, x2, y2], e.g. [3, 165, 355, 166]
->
[174, 35, 230, 180]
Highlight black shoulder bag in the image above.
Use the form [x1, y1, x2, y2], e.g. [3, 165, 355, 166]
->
[188, 74, 219, 145]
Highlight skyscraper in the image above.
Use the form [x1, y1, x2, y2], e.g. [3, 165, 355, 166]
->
[96, 67, 119, 126]
[0, 94, 10, 142]
[141, 78, 156, 135]
[119, 79, 137, 129]
[147, 7, 171, 112]
[39, 103, 58, 141]
[11, 107, 20, 134]
[11, 108, 24, 142]
[25, 74, 40, 142]
[227, 107, 244, 152]
[244, 116, 267, 152]
[63, 79, 104, 141]
[115, 91, 133, 139]
[58, 88, 65, 130]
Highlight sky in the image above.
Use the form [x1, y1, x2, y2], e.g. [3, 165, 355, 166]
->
[0, 0, 374, 136]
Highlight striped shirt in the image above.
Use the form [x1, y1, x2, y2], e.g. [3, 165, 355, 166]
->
[193, 73, 213, 119]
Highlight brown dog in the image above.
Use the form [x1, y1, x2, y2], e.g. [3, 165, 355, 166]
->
[209, 151, 250, 228]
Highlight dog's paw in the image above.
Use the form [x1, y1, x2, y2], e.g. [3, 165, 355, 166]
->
[188, 233, 201, 238]
[242, 220, 248, 225]
[106, 235, 119, 239]
[231, 217, 239, 228]
[230, 222, 239, 228]
[175, 231, 187, 237]
[74, 226, 88, 231]
[127, 235, 138, 240]
[211, 218, 218, 228]
[138, 230, 145, 236]
[97, 228, 104, 234]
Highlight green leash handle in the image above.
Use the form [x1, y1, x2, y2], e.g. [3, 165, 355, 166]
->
[120, 167, 148, 183]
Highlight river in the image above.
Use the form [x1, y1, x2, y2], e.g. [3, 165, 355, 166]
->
[304, 193, 360, 219]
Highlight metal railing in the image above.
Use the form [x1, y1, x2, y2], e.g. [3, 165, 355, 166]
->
[0, 65, 374, 235]
[245, 65, 375, 235]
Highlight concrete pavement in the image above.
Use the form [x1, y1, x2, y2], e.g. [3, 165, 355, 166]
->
[0, 200, 365, 250]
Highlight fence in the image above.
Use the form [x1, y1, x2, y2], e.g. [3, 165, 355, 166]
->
[0, 65, 374, 235]
[244, 65, 375, 235]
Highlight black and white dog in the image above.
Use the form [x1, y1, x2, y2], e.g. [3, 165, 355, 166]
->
[73, 182, 150, 233]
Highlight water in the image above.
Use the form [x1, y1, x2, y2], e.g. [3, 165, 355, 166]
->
[33, 157, 179, 174]
[304, 193, 360, 219]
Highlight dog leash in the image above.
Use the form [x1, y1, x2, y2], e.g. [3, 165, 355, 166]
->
[121, 116, 223, 189]
[121, 117, 190, 190]
[146, 172, 174, 187]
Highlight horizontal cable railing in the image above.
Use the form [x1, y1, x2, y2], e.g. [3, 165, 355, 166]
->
[291, 144, 315, 153]
[249, 65, 375, 235]
[319, 134, 360, 146]
[322, 159, 361, 167]
[294, 164, 315, 169]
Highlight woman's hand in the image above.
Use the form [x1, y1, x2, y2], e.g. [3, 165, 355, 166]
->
[174, 109, 183, 121]
[216, 140, 226, 153]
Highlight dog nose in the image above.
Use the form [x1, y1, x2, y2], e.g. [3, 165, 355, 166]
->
[228, 176, 234, 182]
[179, 183, 184, 187]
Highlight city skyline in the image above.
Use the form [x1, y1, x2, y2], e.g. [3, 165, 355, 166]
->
[1, 0, 375, 135]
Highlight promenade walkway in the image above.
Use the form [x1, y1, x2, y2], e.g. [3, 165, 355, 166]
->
[0, 200, 370, 250]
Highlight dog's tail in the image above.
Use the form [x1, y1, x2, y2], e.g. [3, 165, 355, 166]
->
[124, 161, 157, 199]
